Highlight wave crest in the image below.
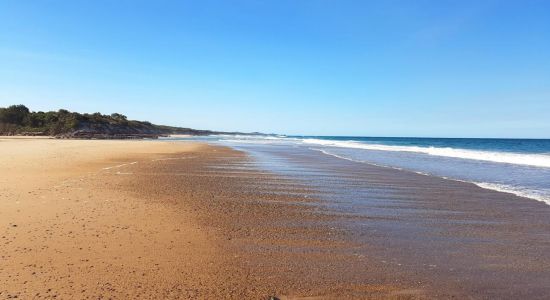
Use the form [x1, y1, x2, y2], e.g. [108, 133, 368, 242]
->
[301, 139, 550, 168]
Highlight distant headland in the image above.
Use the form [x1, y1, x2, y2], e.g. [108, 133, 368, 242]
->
[0, 104, 245, 139]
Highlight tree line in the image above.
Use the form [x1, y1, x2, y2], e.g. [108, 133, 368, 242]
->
[0, 104, 141, 135]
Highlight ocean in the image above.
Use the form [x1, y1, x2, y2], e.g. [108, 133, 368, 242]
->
[164, 135, 550, 205]
[162, 134, 550, 295]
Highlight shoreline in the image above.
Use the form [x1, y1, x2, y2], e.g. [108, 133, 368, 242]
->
[209, 140, 550, 298]
[311, 146, 550, 205]
[2, 138, 550, 298]
[1, 139, 397, 298]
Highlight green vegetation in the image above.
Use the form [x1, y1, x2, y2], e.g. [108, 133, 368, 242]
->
[0, 104, 213, 138]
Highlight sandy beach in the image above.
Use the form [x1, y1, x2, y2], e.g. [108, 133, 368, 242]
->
[0, 138, 397, 299]
[0, 138, 222, 298]
[2, 138, 550, 299]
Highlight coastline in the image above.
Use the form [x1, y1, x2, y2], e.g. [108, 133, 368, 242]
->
[231, 142, 550, 298]
[314, 147, 550, 205]
[166, 135, 550, 205]
[1, 138, 396, 298]
[2, 138, 550, 298]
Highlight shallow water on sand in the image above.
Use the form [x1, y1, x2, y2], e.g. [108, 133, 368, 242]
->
[164, 135, 550, 204]
[167, 137, 550, 298]
[233, 142, 550, 298]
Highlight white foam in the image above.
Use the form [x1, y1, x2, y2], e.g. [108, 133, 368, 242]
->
[313, 148, 550, 205]
[473, 182, 550, 205]
[311, 148, 405, 171]
[301, 139, 550, 168]
[223, 139, 278, 144]
[414, 171, 430, 176]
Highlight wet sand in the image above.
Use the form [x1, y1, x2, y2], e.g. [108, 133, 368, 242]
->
[233, 144, 550, 299]
[0, 138, 396, 299]
[1, 138, 550, 299]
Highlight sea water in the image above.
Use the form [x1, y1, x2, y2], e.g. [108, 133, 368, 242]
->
[165, 135, 550, 205]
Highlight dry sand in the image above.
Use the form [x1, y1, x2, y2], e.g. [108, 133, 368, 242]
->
[0, 138, 223, 298]
[0, 138, 404, 299]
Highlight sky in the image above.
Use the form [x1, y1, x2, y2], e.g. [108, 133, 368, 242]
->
[0, 0, 549, 138]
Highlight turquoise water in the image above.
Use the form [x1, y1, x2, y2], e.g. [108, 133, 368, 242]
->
[164, 135, 550, 204]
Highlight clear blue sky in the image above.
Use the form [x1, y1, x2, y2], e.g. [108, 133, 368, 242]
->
[1, 0, 549, 137]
